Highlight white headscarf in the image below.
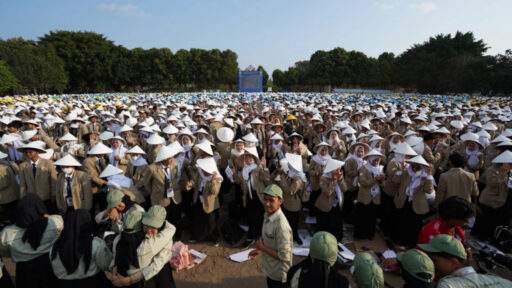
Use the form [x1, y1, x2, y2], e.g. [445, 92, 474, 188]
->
[364, 156, 383, 197]
[109, 144, 127, 167]
[288, 165, 307, 183]
[346, 145, 365, 169]
[312, 147, 331, 166]
[129, 155, 148, 167]
[405, 165, 427, 202]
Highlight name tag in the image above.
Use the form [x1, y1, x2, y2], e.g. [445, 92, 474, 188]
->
[66, 197, 73, 207]
[166, 188, 174, 198]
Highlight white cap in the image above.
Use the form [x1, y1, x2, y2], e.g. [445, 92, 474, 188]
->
[59, 133, 78, 142]
[285, 153, 303, 172]
[154, 145, 180, 163]
[196, 157, 219, 174]
[99, 164, 123, 178]
[53, 154, 82, 167]
[87, 142, 113, 155]
[126, 145, 146, 155]
[492, 150, 512, 164]
[217, 127, 234, 143]
[323, 159, 345, 174]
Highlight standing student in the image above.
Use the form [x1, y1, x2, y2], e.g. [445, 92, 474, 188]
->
[17, 142, 58, 212]
[308, 142, 332, 215]
[0, 194, 64, 288]
[249, 184, 293, 288]
[342, 143, 369, 222]
[0, 151, 19, 223]
[83, 142, 113, 213]
[355, 149, 385, 240]
[53, 155, 93, 215]
[50, 209, 112, 288]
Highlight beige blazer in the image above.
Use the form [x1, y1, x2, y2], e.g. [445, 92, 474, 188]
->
[435, 167, 479, 208]
[383, 160, 402, 197]
[478, 165, 509, 209]
[234, 166, 271, 207]
[316, 176, 347, 212]
[83, 157, 107, 194]
[357, 166, 381, 205]
[276, 175, 304, 212]
[19, 158, 58, 201]
[190, 171, 222, 214]
[0, 160, 20, 204]
[55, 170, 92, 213]
[394, 172, 435, 215]
[144, 162, 181, 207]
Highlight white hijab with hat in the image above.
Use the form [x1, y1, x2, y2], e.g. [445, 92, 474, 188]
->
[285, 153, 307, 183]
[312, 144, 331, 166]
[405, 156, 432, 202]
[196, 157, 223, 192]
[364, 150, 384, 197]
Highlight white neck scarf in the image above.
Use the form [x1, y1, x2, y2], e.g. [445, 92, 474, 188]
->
[288, 166, 307, 183]
[405, 165, 426, 201]
[130, 156, 148, 167]
[312, 151, 331, 166]
[242, 163, 258, 181]
[109, 145, 127, 166]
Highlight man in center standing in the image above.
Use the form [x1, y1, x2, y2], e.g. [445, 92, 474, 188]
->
[249, 184, 293, 288]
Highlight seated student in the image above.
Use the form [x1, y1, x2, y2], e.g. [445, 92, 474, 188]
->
[95, 189, 145, 234]
[353, 252, 385, 288]
[108, 206, 176, 288]
[419, 235, 512, 288]
[287, 231, 350, 288]
[418, 196, 475, 245]
[50, 209, 112, 288]
[0, 194, 64, 288]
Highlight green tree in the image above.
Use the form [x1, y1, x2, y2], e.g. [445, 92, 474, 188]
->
[257, 65, 269, 87]
[0, 60, 20, 93]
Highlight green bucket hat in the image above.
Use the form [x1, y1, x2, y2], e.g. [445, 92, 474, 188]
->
[106, 189, 125, 210]
[263, 184, 283, 198]
[142, 205, 167, 228]
[353, 252, 384, 288]
[123, 210, 143, 232]
[397, 249, 435, 283]
[418, 234, 467, 261]
[309, 231, 338, 267]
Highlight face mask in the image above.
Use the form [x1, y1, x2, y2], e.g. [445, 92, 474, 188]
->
[414, 170, 422, 177]
[131, 155, 140, 160]
[63, 167, 74, 175]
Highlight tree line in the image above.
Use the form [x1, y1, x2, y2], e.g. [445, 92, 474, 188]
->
[273, 31, 512, 95]
[0, 30, 511, 95]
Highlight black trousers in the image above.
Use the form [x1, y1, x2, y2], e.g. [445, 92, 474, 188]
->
[166, 201, 182, 240]
[144, 263, 176, 288]
[316, 206, 344, 242]
[472, 203, 507, 241]
[56, 272, 106, 288]
[380, 193, 396, 237]
[341, 189, 357, 223]
[246, 194, 264, 240]
[393, 201, 427, 248]
[0, 200, 18, 223]
[16, 253, 57, 288]
[307, 189, 321, 217]
[266, 277, 286, 288]
[354, 202, 378, 240]
[0, 266, 14, 288]
[93, 192, 107, 214]
[282, 207, 300, 243]
[191, 201, 218, 242]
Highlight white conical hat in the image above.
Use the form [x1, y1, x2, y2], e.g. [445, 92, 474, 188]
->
[244, 146, 259, 159]
[145, 133, 165, 145]
[404, 130, 418, 138]
[250, 118, 263, 125]
[491, 135, 509, 144]
[0, 134, 17, 145]
[193, 128, 210, 135]
[167, 141, 185, 154]
[0, 151, 8, 159]
[482, 122, 498, 131]
[492, 150, 512, 164]
[18, 141, 46, 153]
[150, 124, 161, 133]
[154, 145, 180, 163]
[126, 145, 146, 155]
[342, 126, 356, 135]
[434, 127, 450, 135]
[392, 142, 418, 156]
[87, 142, 113, 155]
[163, 124, 179, 135]
[140, 126, 153, 134]
[497, 139, 512, 147]
[363, 149, 384, 159]
[224, 118, 234, 127]
[53, 154, 82, 167]
[22, 130, 38, 141]
[270, 133, 284, 141]
[406, 155, 430, 167]
[39, 148, 54, 160]
[195, 141, 214, 156]
[279, 158, 289, 174]
[285, 153, 303, 172]
[59, 133, 78, 141]
[406, 135, 423, 147]
[196, 157, 219, 174]
[450, 120, 464, 129]
[242, 133, 258, 143]
[217, 127, 234, 143]
[99, 164, 123, 178]
[99, 131, 114, 141]
[368, 134, 383, 143]
[323, 159, 345, 174]
[119, 124, 133, 133]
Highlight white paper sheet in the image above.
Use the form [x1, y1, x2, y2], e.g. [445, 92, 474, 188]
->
[189, 249, 207, 264]
[293, 248, 310, 257]
[338, 243, 355, 261]
[224, 166, 235, 183]
[228, 249, 254, 263]
[382, 249, 397, 259]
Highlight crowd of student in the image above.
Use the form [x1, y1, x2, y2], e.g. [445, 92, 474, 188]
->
[0, 93, 511, 287]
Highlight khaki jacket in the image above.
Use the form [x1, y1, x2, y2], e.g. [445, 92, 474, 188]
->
[83, 157, 107, 194]
[435, 168, 479, 208]
[55, 170, 93, 213]
[479, 165, 509, 209]
[316, 176, 347, 212]
[344, 157, 360, 191]
[234, 166, 271, 207]
[357, 166, 382, 205]
[125, 162, 149, 197]
[144, 162, 181, 207]
[308, 159, 325, 191]
[216, 142, 231, 169]
[394, 172, 435, 215]
[383, 160, 402, 197]
[19, 158, 58, 201]
[0, 160, 19, 204]
[190, 171, 222, 214]
[276, 175, 304, 212]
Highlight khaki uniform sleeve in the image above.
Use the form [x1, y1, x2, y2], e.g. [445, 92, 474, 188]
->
[93, 237, 113, 271]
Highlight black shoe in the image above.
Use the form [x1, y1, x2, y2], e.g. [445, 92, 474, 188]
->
[213, 240, 220, 247]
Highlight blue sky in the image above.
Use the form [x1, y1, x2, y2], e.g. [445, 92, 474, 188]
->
[1, 0, 510, 73]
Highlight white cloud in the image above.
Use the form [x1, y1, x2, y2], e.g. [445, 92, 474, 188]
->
[374, 0, 401, 10]
[99, 3, 150, 18]
[411, 2, 438, 14]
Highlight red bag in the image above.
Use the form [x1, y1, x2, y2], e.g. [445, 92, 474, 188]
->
[169, 241, 195, 271]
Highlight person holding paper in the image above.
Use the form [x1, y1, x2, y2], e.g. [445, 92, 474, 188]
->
[249, 184, 292, 288]
[95, 189, 145, 234]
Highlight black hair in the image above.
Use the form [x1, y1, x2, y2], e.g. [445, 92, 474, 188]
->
[448, 152, 465, 168]
[439, 196, 476, 221]
[423, 133, 435, 141]
[82, 133, 91, 143]
[429, 252, 465, 264]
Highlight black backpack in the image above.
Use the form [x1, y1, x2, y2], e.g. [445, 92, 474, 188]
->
[221, 218, 245, 246]
[493, 226, 512, 253]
